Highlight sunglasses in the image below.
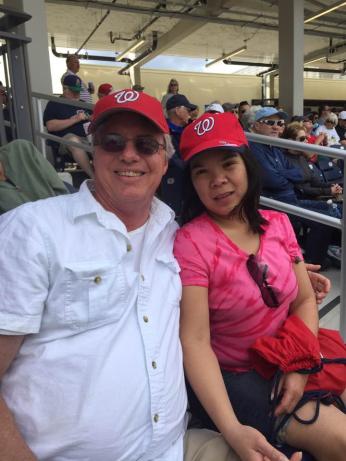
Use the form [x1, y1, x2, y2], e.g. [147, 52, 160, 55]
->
[259, 119, 285, 127]
[326, 120, 336, 124]
[297, 136, 307, 142]
[246, 254, 280, 308]
[94, 133, 165, 156]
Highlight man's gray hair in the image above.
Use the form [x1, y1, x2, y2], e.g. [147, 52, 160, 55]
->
[164, 133, 175, 160]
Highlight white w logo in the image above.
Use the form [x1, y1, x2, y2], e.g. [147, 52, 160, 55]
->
[194, 117, 215, 136]
[114, 90, 139, 103]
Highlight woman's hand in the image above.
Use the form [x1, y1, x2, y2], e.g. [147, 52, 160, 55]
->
[228, 424, 302, 461]
[305, 263, 331, 304]
[331, 184, 343, 196]
[274, 372, 308, 417]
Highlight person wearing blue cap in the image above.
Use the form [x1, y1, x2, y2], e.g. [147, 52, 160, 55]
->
[249, 107, 335, 268]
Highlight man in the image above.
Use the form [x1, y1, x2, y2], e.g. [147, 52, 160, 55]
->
[44, 74, 94, 178]
[0, 89, 302, 461]
[61, 54, 94, 103]
[336, 110, 346, 147]
[97, 82, 113, 99]
[249, 106, 334, 268]
[160, 93, 197, 220]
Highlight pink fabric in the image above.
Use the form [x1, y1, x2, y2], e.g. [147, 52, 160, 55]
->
[174, 210, 303, 372]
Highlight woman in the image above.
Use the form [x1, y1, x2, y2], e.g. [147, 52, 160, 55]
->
[281, 122, 342, 200]
[173, 112, 346, 461]
[315, 113, 341, 147]
[161, 78, 179, 113]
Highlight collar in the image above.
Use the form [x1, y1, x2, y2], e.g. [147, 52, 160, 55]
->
[69, 180, 176, 234]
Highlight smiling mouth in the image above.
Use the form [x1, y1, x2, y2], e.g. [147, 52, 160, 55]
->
[115, 171, 144, 177]
[214, 191, 234, 200]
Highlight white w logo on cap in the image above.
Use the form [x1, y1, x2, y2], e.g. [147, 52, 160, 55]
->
[114, 90, 139, 103]
[194, 117, 215, 136]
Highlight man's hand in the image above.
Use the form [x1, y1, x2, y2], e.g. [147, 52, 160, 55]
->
[228, 424, 302, 461]
[274, 372, 308, 417]
[305, 263, 331, 304]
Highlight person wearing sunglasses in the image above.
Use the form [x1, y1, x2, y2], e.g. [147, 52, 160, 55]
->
[314, 112, 341, 148]
[161, 78, 180, 115]
[249, 107, 334, 268]
[174, 112, 346, 461]
[0, 89, 244, 461]
[282, 122, 343, 201]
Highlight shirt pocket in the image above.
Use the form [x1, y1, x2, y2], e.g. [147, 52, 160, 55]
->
[63, 261, 126, 330]
[155, 254, 182, 308]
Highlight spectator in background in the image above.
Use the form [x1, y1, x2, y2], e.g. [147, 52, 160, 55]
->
[336, 111, 346, 147]
[0, 139, 69, 215]
[159, 94, 197, 220]
[97, 83, 113, 99]
[161, 78, 179, 114]
[315, 104, 331, 128]
[190, 105, 200, 120]
[61, 54, 94, 104]
[238, 100, 250, 116]
[205, 102, 224, 114]
[44, 75, 94, 178]
[281, 122, 342, 200]
[222, 102, 238, 117]
[315, 112, 341, 147]
[249, 107, 334, 267]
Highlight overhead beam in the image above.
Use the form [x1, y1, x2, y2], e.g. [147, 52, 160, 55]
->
[45, 0, 346, 38]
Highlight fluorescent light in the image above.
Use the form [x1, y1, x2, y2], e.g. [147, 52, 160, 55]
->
[304, 1, 346, 23]
[304, 56, 325, 65]
[115, 39, 146, 61]
[205, 45, 247, 68]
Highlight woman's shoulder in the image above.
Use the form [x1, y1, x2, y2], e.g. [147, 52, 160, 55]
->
[259, 209, 291, 229]
[177, 214, 211, 237]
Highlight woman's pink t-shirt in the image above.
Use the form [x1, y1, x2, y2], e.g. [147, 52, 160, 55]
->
[174, 210, 303, 372]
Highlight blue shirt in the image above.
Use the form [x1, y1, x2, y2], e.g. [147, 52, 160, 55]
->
[249, 141, 303, 202]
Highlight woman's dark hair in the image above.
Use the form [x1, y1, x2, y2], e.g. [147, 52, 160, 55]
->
[181, 147, 268, 234]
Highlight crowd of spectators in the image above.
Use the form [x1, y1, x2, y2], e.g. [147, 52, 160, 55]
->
[1, 75, 346, 461]
[41, 65, 346, 269]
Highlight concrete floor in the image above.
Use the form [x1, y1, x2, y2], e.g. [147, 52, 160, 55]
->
[318, 266, 345, 336]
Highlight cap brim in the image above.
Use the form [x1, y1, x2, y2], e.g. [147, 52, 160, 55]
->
[184, 139, 246, 162]
[68, 86, 82, 92]
[187, 103, 197, 111]
[88, 107, 167, 134]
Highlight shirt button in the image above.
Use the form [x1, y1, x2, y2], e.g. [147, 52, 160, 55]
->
[126, 243, 132, 252]
[153, 414, 159, 423]
[94, 276, 102, 284]
[143, 315, 149, 323]
[152, 361, 157, 369]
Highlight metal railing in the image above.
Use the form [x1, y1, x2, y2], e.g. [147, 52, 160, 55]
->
[246, 131, 346, 339]
[30, 94, 346, 337]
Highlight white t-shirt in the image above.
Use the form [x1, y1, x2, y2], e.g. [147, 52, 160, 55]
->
[315, 124, 340, 146]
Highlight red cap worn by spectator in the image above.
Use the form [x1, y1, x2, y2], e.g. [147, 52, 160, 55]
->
[180, 112, 248, 162]
[97, 83, 113, 97]
[89, 88, 169, 134]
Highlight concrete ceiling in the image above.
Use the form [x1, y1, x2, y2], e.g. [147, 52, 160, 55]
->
[44, 0, 346, 73]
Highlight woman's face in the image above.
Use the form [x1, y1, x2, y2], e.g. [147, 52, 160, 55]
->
[296, 129, 307, 143]
[303, 119, 313, 134]
[169, 81, 179, 94]
[190, 149, 248, 219]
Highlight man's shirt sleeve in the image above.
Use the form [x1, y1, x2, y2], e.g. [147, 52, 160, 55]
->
[0, 206, 49, 334]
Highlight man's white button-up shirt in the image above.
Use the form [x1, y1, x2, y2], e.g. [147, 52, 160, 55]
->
[0, 181, 187, 461]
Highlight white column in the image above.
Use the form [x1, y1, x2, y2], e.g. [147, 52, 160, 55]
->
[278, 0, 304, 117]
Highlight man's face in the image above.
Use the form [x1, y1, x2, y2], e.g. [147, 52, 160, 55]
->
[175, 105, 191, 126]
[254, 115, 285, 138]
[63, 88, 80, 100]
[93, 112, 168, 214]
[67, 56, 80, 73]
[338, 118, 346, 128]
